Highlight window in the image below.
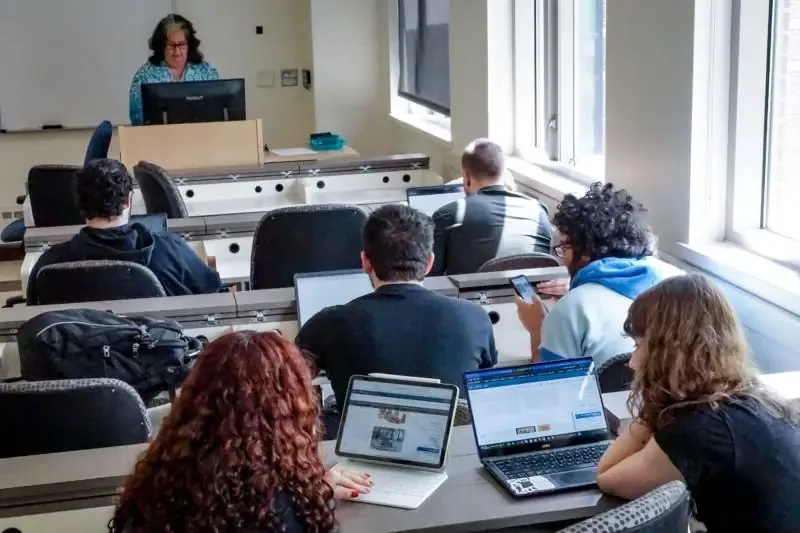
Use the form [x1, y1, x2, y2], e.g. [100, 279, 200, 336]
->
[764, 0, 800, 241]
[514, 0, 606, 179]
[397, 0, 451, 116]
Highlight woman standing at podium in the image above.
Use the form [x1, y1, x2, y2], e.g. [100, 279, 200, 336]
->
[129, 14, 219, 125]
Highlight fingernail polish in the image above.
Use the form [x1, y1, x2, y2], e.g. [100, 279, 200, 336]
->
[351, 490, 359, 498]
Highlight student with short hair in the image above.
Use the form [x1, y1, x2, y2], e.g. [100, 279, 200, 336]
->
[26, 159, 222, 304]
[109, 331, 371, 533]
[597, 274, 800, 532]
[515, 182, 677, 365]
[295, 204, 497, 406]
[430, 139, 552, 275]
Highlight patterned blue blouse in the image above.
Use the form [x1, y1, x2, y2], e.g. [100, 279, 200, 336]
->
[128, 61, 220, 125]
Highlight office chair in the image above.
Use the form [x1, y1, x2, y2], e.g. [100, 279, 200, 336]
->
[83, 120, 113, 166]
[597, 353, 635, 393]
[454, 399, 473, 426]
[133, 161, 188, 218]
[250, 204, 368, 290]
[27, 165, 85, 228]
[0, 378, 152, 458]
[32, 260, 166, 306]
[477, 252, 561, 273]
[556, 481, 690, 532]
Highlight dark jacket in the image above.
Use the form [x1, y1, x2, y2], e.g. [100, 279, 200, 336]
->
[295, 283, 497, 405]
[27, 223, 222, 304]
[430, 185, 552, 275]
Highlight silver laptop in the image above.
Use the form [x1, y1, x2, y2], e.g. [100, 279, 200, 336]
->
[464, 358, 612, 498]
[406, 184, 465, 216]
[293, 269, 373, 327]
[333, 375, 459, 509]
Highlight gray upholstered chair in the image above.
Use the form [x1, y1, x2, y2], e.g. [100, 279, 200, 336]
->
[250, 204, 368, 290]
[478, 252, 561, 272]
[33, 259, 166, 305]
[0, 378, 152, 458]
[133, 160, 188, 218]
[597, 353, 634, 393]
[557, 481, 690, 532]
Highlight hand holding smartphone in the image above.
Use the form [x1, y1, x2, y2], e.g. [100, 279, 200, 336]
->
[509, 275, 538, 303]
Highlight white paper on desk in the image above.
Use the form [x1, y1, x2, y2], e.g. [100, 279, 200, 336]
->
[271, 147, 317, 156]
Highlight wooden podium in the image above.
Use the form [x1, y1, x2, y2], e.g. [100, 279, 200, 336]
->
[118, 119, 265, 171]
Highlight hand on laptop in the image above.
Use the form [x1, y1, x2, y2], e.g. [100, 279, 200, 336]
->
[536, 278, 569, 300]
[327, 466, 373, 499]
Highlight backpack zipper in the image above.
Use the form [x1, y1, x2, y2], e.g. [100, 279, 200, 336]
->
[33, 320, 178, 339]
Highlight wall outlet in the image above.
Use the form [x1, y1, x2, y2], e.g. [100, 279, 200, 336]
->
[257, 70, 275, 88]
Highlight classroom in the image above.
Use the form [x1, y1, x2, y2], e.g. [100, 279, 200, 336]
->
[0, 1, 799, 532]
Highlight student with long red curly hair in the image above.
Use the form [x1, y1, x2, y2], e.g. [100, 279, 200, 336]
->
[109, 331, 370, 533]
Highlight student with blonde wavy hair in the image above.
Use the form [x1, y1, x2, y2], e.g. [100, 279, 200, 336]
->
[596, 273, 800, 532]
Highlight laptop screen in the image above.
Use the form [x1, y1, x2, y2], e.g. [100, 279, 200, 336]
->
[130, 213, 168, 233]
[406, 185, 465, 216]
[294, 270, 373, 327]
[464, 358, 609, 456]
[336, 376, 459, 470]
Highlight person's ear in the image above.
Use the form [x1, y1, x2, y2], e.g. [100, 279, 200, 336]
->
[424, 253, 434, 276]
[360, 251, 372, 274]
[124, 191, 133, 209]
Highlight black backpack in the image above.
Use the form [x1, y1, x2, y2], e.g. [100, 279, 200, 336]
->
[17, 308, 204, 404]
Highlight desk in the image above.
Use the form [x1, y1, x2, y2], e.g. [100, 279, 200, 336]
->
[264, 145, 359, 163]
[0, 426, 617, 532]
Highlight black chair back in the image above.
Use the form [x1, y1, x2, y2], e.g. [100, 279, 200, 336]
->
[84, 121, 113, 166]
[27, 165, 84, 227]
[597, 353, 634, 393]
[0, 378, 151, 458]
[250, 204, 368, 290]
[133, 161, 188, 218]
[478, 252, 561, 272]
[34, 260, 166, 305]
[557, 481, 690, 532]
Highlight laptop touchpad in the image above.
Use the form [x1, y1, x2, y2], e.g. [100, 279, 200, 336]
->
[550, 468, 596, 487]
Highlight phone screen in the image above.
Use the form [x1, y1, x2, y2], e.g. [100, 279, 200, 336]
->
[509, 275, 537, 303]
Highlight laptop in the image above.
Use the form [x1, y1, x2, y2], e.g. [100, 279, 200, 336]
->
[130, 213, 168, 234]
[293, 269, 373, 327]
[333, 374, 459, 509]
[464, 358, 613, 498]
[406, 184, 465, 216]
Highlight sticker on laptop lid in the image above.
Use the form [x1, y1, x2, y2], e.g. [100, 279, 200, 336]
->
[510, 476, 556, 494]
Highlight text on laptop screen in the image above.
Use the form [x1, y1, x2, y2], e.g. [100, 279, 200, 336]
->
[338, 379, 456, 466]
[407, 191, 465, 216]
[295, 271, 373, 326]
[464, 359, 607, 451]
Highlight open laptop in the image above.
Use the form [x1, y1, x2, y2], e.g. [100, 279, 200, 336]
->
[293, 269, 373, 327]
[130, 213, 168, 234]
[406, 184, 465, 216]
[464, 358, 612, 498]
[333, 374, 459, 509]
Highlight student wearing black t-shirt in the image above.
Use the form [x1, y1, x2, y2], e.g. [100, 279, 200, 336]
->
[596, 274, 800, 533]
[295, 204, 497, 407]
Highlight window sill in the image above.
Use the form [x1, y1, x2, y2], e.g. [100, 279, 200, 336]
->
[506, 156, 589, 205]
[389, 112, 452, 149]
[673, 240, 800, 318]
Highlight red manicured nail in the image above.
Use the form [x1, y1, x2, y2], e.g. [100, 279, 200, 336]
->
[351, 490, 359, 498]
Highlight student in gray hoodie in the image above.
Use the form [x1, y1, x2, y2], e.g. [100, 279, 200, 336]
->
[515, 182, 679, 366]
[27, 159, 222, 305]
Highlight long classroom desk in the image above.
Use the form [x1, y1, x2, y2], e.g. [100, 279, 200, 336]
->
[23, 152, 434, 226]
[0, 267, 569, 382]
[0, 426, 619, 533]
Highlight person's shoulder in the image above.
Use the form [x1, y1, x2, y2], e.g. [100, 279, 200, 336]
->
[435, 292, 492, 321]
[36, 240, 74, 267]
[133, 61, 160, 79]
[656, 402, 732, 445]
[432, 198, 462, 222]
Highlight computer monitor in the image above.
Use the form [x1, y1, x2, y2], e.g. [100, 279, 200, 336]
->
[406, 184, 465, 216]
[141, 79, 246, 125]
[293, 269, 374, 327]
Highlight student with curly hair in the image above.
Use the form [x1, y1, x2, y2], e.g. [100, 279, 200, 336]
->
[129, 14, 219, 125]
[109, 331, 371, 533]
[515, 182, 678, 364]
[26, 159, 221, 304]
[597, 274, 800, 532]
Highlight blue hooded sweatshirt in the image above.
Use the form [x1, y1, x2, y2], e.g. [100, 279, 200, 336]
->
[539, 256, 680, 366]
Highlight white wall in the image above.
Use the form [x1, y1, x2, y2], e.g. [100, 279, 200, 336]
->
[0, 0, 315, 208]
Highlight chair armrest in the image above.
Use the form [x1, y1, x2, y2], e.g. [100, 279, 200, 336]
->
[3, 295, 25, 308]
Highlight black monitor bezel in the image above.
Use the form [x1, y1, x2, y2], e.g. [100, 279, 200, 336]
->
[140, 78, 246, 125]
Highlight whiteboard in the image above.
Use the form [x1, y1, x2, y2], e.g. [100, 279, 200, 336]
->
[0, 0, 172, 131]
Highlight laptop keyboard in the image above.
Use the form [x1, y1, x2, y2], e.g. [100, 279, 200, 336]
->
[494, 443, 610, 478]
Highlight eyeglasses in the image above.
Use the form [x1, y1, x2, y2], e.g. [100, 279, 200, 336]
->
[166, 42, 188, 51]
[552, 243, 570, 258]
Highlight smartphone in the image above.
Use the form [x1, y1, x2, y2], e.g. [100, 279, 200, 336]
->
[509, 274, 537, 303]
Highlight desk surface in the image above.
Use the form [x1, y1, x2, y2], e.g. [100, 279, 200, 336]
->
[264, 145, 359, 164]
[0, 426, 616, 532]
